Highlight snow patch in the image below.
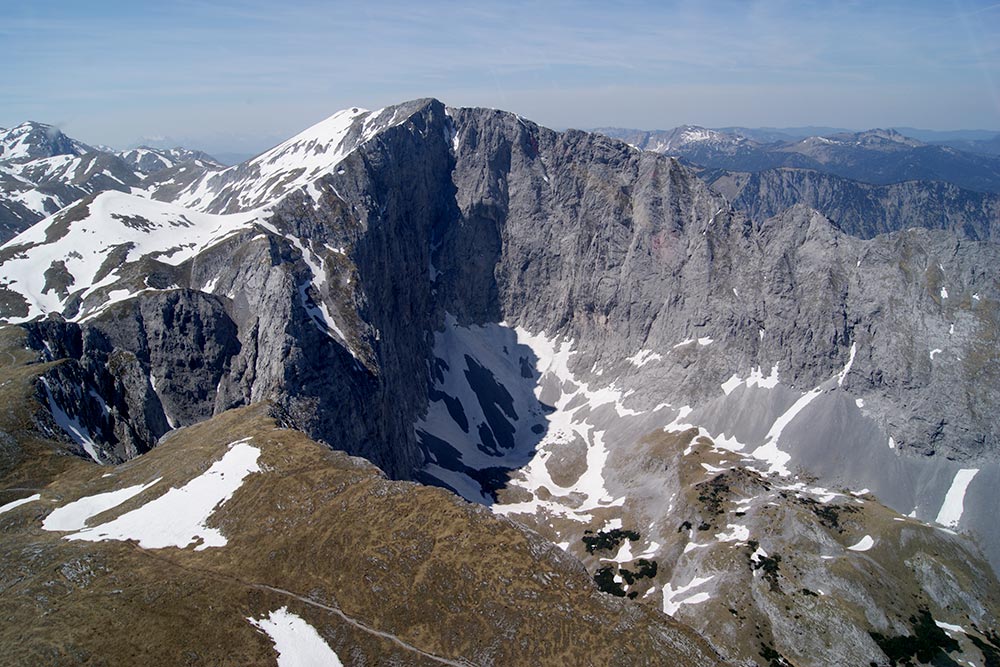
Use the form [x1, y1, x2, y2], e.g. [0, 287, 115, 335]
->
[662, 575, 714, 616]
[847, 535, 874, 552]
[711, 432, 748, 452]
[41, 379, 103, 463]
[934, 621, 966, 635]
[673, 337, 713, 349]
[65, 439, 260, 550]
[635, 541, 661, 559]
[837, 342, 856, 386]
[721, 365, 780, 396]
[43, 479, 161, 531]
[935, 468, 979, 528]
[751, 387, 823, 476]
[603, 539, 634, 564]
[418, 320, 635, 520]
[715, 524, 750, 543]
[748, 364, 780, 389]
[248, 607, 344, 667]
[626, 348, 662, 368]
[0, 493, 40, 515]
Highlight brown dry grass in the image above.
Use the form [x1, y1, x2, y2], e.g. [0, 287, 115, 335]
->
[0, 402, 726, 666]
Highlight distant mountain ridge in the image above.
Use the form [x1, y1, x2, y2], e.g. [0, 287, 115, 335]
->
[0, 122, 222, 243]
[117, 145, 222, 175]
[704, 167, 1000, 243]
[596, 124, 1000, 193]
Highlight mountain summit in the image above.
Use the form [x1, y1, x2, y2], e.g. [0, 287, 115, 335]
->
[0, 121, 93, 163]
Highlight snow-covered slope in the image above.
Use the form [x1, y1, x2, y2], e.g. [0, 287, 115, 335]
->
[0, 121, 93, 163]
[596, 125, 755, 155]
[0, 123, 227, 244]
[117, 146, 222, 175]
[0, 191, 264, 322]
[0, 102, 429, 325]
[0, 151, 142, 243]
[153, 104, 417, 213]
[653, 125, 751, 152]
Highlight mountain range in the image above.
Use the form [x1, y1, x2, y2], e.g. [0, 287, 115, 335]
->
[669, 125, 1000, 152]
[596, 125, 1000, 192]
[2, 100, 999, 666]
[0, 121, 223, 243]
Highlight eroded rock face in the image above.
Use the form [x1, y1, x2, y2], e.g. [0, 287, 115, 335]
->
[5, 99, 1000, 666]
[24, 290, 237, 462]
[705, 166, 1000, 242]
[438, 107, 1000, 461]
[9, 97, 1000, 478]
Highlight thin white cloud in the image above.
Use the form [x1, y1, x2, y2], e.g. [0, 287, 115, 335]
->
[2, 0, 997, 149]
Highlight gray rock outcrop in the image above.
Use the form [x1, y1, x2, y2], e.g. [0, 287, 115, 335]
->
[706, 167, 1000, 242]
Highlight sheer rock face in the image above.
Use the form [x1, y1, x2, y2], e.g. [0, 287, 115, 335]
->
[8, 97, 999, 474]
[4, 99, 1000, 666]
[705, 166, 1000, 242]
[441, 104, 1000, 462]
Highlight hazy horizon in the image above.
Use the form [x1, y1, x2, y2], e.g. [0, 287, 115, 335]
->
[3, 1, 999, 155]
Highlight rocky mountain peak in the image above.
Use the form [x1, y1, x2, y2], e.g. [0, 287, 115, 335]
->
[861, 127, 922, 143]
[156, 98, 447, 214]
[657, 125, 750, 152]
[117, 146, 223, 175]
[0, 121, 93, 163]
[808, 127, 925, 150]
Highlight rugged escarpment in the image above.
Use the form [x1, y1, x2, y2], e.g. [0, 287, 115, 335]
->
[705, 166, 1000, 242]
[7, 99, 998, 467]
[438, 106, 1000, 462]
[3, 98, 1000, 666]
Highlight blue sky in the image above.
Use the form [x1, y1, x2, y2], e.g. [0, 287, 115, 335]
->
[2, 0, 999, 154]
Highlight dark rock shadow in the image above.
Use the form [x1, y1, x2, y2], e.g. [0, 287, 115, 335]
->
[412, 321, 553, 506]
